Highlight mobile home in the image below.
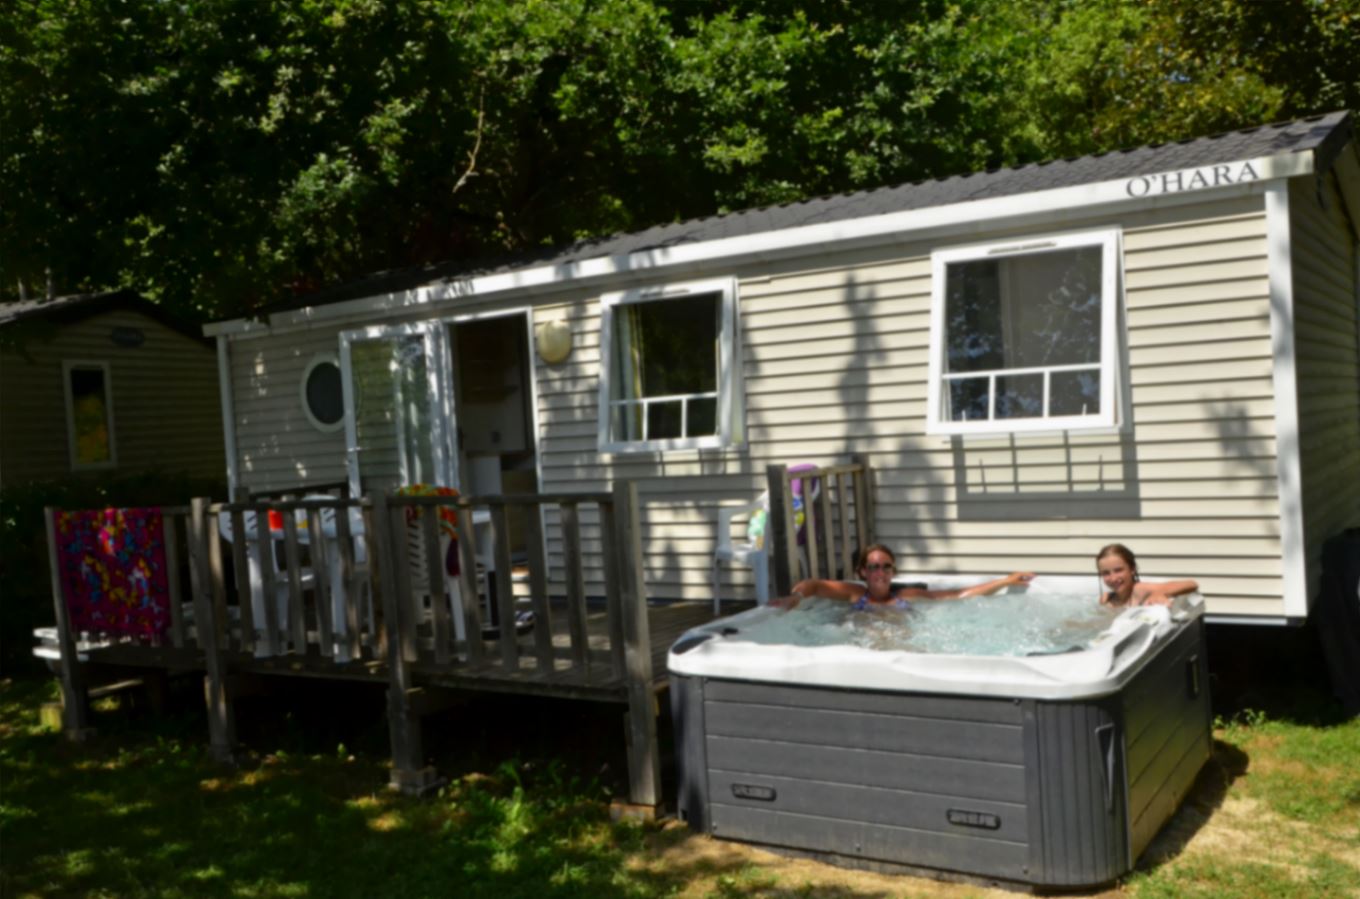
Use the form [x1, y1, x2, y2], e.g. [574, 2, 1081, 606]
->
[206, 111, 1360, 625]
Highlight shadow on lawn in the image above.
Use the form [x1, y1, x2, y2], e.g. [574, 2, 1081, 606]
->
[1, 677, 661, 898]
[0, 676, 928, 899]
[1133, 737, 1250, 874]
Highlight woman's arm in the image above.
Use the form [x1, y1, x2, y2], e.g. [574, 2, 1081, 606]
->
[770, 578, 863, 607]
[793, 579, 864, 602]
[919, 572, 1035, 601]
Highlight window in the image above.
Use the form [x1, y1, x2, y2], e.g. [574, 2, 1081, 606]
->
[301, 353, 345, 433]
[926, 229, 1122, 436]
[63, 361, 117, 469]
[597, 277, 743, 452]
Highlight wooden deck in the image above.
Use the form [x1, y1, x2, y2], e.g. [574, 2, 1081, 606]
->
[54, 600, 736, 702]
[204, 600, 741, 698]
[42, 462, 871, 813]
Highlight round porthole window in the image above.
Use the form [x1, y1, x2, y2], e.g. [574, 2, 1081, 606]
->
[301, 354, 345, 433]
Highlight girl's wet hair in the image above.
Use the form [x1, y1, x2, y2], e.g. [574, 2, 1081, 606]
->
[1096, 543, 1140, 581]
[856, 543, 897, 572]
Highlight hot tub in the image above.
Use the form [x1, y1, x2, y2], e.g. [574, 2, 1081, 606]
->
[668, 576, 1211, 889]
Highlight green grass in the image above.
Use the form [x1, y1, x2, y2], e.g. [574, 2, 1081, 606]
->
[0, 679, 671, 899]
[1127, 703, 1360, 899]
[1131, 855, 1360, 899]
[4, 676, 1359, 898]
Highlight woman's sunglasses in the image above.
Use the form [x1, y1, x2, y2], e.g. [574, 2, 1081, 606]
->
[863, 563, 895, 573]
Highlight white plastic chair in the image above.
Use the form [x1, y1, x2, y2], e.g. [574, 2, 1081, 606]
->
[216, 510, 315, 653]
[297, 498, 371, 657]
[712, 497, 772, 613]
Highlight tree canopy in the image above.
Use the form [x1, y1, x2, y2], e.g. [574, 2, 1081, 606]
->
[2, 0, 1357, 321]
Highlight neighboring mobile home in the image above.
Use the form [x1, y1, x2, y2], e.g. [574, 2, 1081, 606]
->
[206, 111, 1360, 625]
[1, 290, 224, 484]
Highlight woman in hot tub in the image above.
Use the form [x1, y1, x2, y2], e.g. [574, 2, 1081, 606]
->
[774, 544, 1034, 610]
[1096, 543, 1199, 607]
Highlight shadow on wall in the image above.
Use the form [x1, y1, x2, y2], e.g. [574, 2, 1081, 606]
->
[950, 429, 1143, 522]
[944, 392, 1285, 525]
[1208, 397, 1286, 529]
[828, 270, 953, 565]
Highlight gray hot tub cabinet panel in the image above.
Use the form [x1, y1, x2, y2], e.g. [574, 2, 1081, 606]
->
[671, 672, 710, 832]
[1124, 620, 1212, 860]
[670, 621, 1212, 888]
[700, 686, 1033, 882]
[1026, 696, 1129, 886]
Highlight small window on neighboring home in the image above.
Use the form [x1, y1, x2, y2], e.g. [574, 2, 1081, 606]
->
[927, 229, 1123, 436]
[63, 361, 116, 469]
[301, 354, 345, 432]
[597, 277, 744, 453]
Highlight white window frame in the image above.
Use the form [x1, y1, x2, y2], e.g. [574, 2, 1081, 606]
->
[62, 360, 118, 470]
[597, 276, 744, 453]
[926, 228, 1123, 437]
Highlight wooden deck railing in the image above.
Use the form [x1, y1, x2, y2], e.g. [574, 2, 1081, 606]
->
[43, 480, 661, 805]
[197, 495, 378, 661]
[767, 453, 877, 596]
[43, 456, 879, 810]
[374, 485, 644, 685]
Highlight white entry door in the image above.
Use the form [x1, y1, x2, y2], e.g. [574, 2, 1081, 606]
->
[339, 322, 455, 498]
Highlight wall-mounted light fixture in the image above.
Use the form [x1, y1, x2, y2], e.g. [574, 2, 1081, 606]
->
[534, 318, 572, 364]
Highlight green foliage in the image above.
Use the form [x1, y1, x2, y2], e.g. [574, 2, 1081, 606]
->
[2, 1, 1357, 318]
[0, 470, 226, 675]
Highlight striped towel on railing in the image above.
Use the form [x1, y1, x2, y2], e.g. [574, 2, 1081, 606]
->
[54, 507, 171, 638]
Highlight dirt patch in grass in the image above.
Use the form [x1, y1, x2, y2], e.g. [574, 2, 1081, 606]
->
[1137, 791, 1360, 897]
[633, 820, 1125, 898]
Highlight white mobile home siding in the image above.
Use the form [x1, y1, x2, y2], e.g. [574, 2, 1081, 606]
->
[530, 194, 1286, 617]
[229, 327, 349, 493]
[1289, 173, 1360, 613]
[225, 193, 1293, 617]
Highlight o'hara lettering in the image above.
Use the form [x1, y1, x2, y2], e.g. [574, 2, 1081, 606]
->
[1125, 161, 1260, 198]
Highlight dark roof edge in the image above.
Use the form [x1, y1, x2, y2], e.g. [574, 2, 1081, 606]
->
[0, 290, 213, 346]
[1313, 111, 1356, 178]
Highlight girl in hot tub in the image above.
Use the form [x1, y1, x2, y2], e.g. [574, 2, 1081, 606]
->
[774, 544, 1034, 610]
[1096, 543, 1198, 607]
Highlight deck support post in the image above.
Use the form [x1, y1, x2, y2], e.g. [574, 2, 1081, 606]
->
[374, 492, 444, 796]
[766, 464, 794, 597]
[611, 480, 661, 815]
[43, 507, 95, 741]
[386, 687, 442, 795]
[190, 497, 237, 763]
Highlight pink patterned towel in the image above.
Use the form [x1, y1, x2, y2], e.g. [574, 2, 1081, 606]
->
[54, 507, 171, 638]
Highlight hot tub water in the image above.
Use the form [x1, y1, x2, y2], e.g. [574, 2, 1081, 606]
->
[734, 592, 1119, 656]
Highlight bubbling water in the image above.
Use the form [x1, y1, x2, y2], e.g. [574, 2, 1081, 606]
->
[733, 592, 1120, 656]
